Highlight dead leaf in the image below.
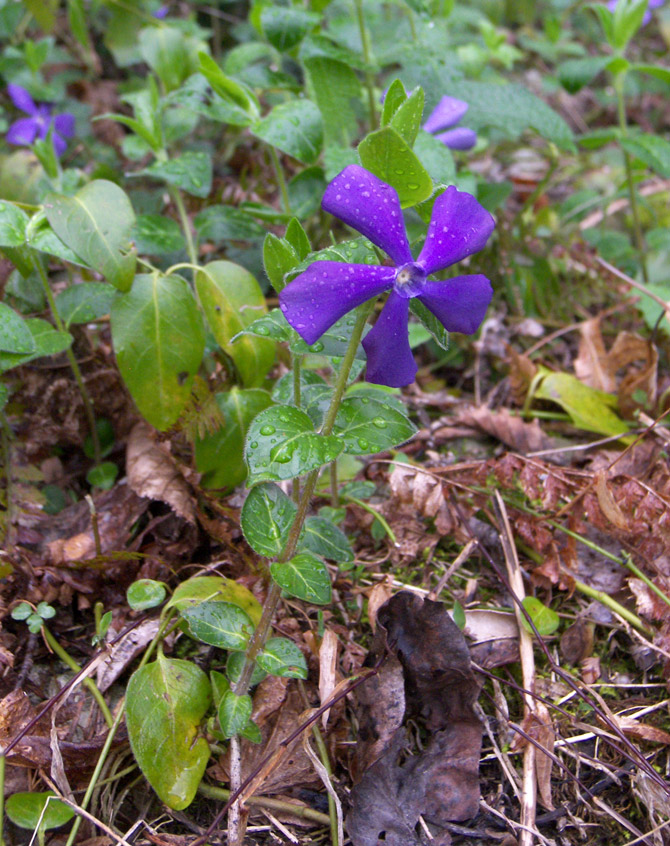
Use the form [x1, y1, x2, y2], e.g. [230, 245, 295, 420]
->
[607, 331, 658, 418]
[96, 619, 161, 692]
[366, 577, 394, 633]
[560, 619, 595, 665]
[594, 471, 629, 529]
[126, 422, 196, 523]
[318, 628, 339, 729]
[347, 592, 482, 845]
[506, 346, 538, 406]
[531, 704, 555, 811]
[575, 317, 615, 392]
[456, 406, 555, 454]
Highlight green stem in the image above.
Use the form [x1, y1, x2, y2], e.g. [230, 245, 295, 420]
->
[292, 354, 302, 504]
[64, 703, 125, 846]
[310, 719, 340, 845]
[614, 73, 649, 285]
[32, 257, 101, 466]
[572, 578, 652, 635]
[269, 146, 291, 216]
[197, 783, 330, 826]
[329, 460, 339, 507]
[169, 186, 198, 269]
[233, 301, 374, 698]
[354, 0, 378, 131]
[42, 627, 113, 728]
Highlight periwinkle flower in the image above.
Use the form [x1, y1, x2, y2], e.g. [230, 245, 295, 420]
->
[279, 165, 495, 388]
[607, 0, 664, 25]
[5, 84, 75, 156]
[423, 95, 477, 151]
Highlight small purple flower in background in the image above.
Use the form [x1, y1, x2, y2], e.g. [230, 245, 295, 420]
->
[153, 5, 169, 18]
[423, 96, 477, 151]
[279, 165, 495, 387]
[5, 84, 75, 156]
[607, 0, 664, 25]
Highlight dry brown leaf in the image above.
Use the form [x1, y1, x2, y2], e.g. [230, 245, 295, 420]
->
[318, 628, 339, 729]
[457, 406, 554, 453]
[96, 619, 161, 692]
[608, 332, 658, 418]
[559, 619, 595, 665]
[366, 577, 394, 633]
[506, 345, 538, 406]
[126, 422, 196, 523]
[594, 471, 629, 530]
[575, 317, 615, 392]
[617, 717, 670, 746]
[388, 464, 453, 535]
[531, 703, 555, 811]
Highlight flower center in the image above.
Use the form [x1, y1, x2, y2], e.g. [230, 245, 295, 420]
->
[393, 262, 426, 298]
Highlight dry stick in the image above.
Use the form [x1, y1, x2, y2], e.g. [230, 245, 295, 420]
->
[495, 491, 538, 846]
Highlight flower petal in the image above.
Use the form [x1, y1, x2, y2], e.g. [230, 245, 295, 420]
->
[53, 112, 75, 138]
[417, 274, 492, 335]
[52, 132, 68, 156]
[7, 84, 37, 115]
[322, 165, 412, 267]
[434, 126, 477, 151]
[362, 291, 417, 387]
[422, 96, 469, 134]
[6, 117, 39, 146]
[417, 185, 495, 276]
[279, 261, 394, 345]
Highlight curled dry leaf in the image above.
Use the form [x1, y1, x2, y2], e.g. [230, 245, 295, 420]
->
[575, 317, 615, 393]
[388, 464, 453, 535]
[559, 619, 595, 665]
[456, 406, 555, 454]
[126, 422, 196, 523]
[318, 628, 339, 730]
[594, 471, 629, 530]
[347, 592, 482, 846]
[366, 576, 394, 633]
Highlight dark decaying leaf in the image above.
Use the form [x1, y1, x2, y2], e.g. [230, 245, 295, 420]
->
[347, 592, 482, 846]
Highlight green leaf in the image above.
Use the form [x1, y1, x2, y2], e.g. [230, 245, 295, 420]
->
[358, 125, 433, 208]
[131, 215, 186, 255]
[138, 25, 195, 92]
[127, 579, 167, 611]
[557, 56, 612, 93]
[86, 461, 118, 490]
[210, 669, 230, 705]
[241, 482, 297, 557]
[167, 575, 262, 626]
[26, 211, 89, 266]
[611, 0, 648, 50]
[0, 318, 72, 373]
[272, 369, 327, 404]
[381, 79, 408, 126]
[226, 652, 267, 687]
[139, 152, 213, 199]
[253, 100, 323, 164]
[303, 56, 362, 146]
[532, 370, 629, 437]
[521, 597, 560, 636]
[5, 793, 75, 831]
[195, 387, 273, 489]
[245, 405, 344, 485]
[198, 51, 260, 118]
[288, 167, 327, 218]
[299, 516, 353, 563]
[218, 690, 252, 738]
[0, 303, 36, 353]
[257, 637, 308, 678]
[111, 273, 205, 431]
[54, 282, 115, 328]
[261, 5, 319, 50]
[390, 86, 424, 147]
[126, 652, 211, 810]
[334, 396, 417, 455]
[181, 600, 254, 650]
[409, 298, 449, 350]
[243, 308, 295, 343]
[44, 180, 136, 292]
[630, 63, 670, 84]
[0, 201, 28, 247]
[271, 552, 332, 604]
[285, 218, 311, 260]
[194, 206, 265, 242]
[621, 134, 670, 178]
[240, 719, 263, 743]
[196, 260, 275, 387]
[263, 233, 299, 293]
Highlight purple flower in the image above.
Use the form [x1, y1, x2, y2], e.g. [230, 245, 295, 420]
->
[279, 165, 495, 388]
[5, 84, 75, 156]
[153, 5, 169, 18]
[607, 0, 664, 25]
[423, 96, 477, 151]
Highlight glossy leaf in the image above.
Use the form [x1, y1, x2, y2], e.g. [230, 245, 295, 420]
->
[533, 370, 629, 438]
[180, 600, 255, 650]
[226, 652, 267, 687]
[194, 387, 273, 489]
[0, 303, 35, 353]
[5, 792, 75, 830]
[0, 201, 28, 247]
[381, 79, 408, 126]
[132, 215, 186, 255]
[303, 55, 362, 146]
[271, 552, 332, 604]
[196, 260, 275, 387]
[127, 579, 167, 611]
[54, 282, 115, 327]
[140, 152, 213, 199]
[358, 125, 433, 208]
[0, 318, 72, 373]
[110, 273, 205, 431]
[245, 405, 344, 485]
[263, 233, 299, 293]
[299, 515, 354, 563]
[390, 86, 424, 147]
[257, 637, 308, 678]
[521, 597, 560, 636]
[409, 298, 449, 350]
[126, 652, 211, 810]
[285, 218, 311, 260]
[241, 482, 296, 557]
[44, 180, 136, 291]
[261, 5, 319, 50]
[253, 99, 323, 164]
[218, 690, 252, 738]
[334, 396, 417, 455]
[167, 575, 262, 626]
[194, 205, 265, 242]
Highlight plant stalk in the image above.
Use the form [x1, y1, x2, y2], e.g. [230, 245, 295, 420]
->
[269, 146, 291, 216]
[169, 186, 198, 269]
[353, 0, 378, 131]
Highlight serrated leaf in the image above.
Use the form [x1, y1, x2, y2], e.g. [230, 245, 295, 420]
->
[245, 405, 344, 484]
[218, 690, 252, 738]
[180, 600, 255, 650]
[241, 482, 297, 557]
[261, 5, 319, 51]
[0, 201, 28, 247]
[132, 215, 186, 255]
[126, 652, 211, 810]
[358, 125, 433, 208]
[44, 180, 136, 291]
[195, 387, 273, 489]
[257, 637, 308, 678]
[253, 99, 323, 164]
[334, 396, 417, 455]
[0, 318, 72, 373]
[299, 516, 353, 563]
[271, 552, 332, 604]
[139, 152, 213, 199]
[110, 273, 205, 430]
[167, 575, 262, 626]
[0, 303, 36, 353]
[54, 282, 115, 327]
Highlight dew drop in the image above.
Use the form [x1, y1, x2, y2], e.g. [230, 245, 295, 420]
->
[260, 424, 276, 436]
[274, 451, 291, 464]
[256, 325, 269, 336]
[310, 341, 324, 352]
[372, 417, 387, 429]
[357, 438, 369, 450]
[249, 441, 259, 449]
